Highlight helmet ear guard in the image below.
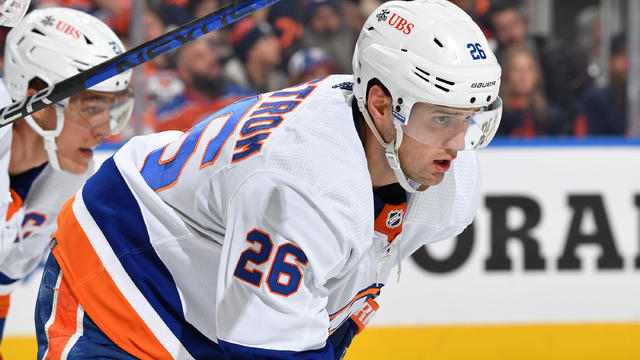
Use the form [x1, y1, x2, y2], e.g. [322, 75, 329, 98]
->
[352, 0, 502, 192]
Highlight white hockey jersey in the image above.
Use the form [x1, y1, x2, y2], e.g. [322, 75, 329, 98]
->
[52, 75, 480, 359]
[0, 81, 91, 295]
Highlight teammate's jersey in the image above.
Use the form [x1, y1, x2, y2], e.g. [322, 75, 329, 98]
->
[0, 81, 92, 295]
[52, 75, 480, 359]
[0, 83, 13, 254]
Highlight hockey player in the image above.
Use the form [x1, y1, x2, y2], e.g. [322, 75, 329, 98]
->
[35, 0, 501, 359]
[0, 7, 133, 346]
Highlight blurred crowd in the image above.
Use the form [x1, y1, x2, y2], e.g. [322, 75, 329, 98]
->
[0, 0, 632, 139]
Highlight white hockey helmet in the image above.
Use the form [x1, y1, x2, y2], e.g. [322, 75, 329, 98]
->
[0, 0, 30, 27]
[352, 0, 502, 191]
[3, 7, 133, 170]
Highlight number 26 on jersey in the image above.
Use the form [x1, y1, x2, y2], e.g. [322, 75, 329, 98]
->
[233, 229, 308, 297]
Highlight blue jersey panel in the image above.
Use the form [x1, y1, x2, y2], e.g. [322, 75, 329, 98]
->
[83, 158, 226, 359]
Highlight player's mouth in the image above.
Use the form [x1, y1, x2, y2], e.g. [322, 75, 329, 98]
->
[433, 159, 451, 172]
[79, 147, 94, 160]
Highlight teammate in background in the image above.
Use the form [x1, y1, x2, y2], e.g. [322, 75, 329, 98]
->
[0, 7, 133, 347]
[35, 0, 501, 359]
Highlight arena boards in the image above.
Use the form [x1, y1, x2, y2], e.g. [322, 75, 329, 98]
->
[3, 140, 640, 359]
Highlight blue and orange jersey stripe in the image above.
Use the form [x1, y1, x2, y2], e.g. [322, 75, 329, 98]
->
[52, 198, 173, 360]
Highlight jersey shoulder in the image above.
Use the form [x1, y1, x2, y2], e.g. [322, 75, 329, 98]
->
[259, 75, 367, 193]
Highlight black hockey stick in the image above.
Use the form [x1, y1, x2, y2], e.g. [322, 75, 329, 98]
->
[0, 0, 280, 127]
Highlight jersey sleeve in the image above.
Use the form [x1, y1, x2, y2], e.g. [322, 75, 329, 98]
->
[216, 169, 372, 356]
[0, 83, 14, 270]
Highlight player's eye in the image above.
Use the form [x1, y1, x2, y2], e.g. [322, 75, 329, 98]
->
[434, 116, 449, 125]
[81, 106, 107, 117]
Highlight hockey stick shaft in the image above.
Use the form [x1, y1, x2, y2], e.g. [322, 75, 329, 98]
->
[0, 0, 279, 127]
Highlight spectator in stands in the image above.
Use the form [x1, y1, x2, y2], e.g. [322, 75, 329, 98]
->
[142, 6, 170, 74]
[301, 0, 355, 73]
[146, 37, 251, 132]
[182, 0, 237, 74]
[287, 47, 337, 85]
[37, 0, 132, 36]
[574, 34, 628, 136]
[448, 0, 492, 39]
[488, 2, 589, 126]
[161, 0, 192, 29]
[340, 0, 369, 39]
[574, 6, 602, 82]
[497, 46, 565, 137]
[225, 18, 287, 93]
[188, 0, 219, 19]
[267, 0, 305, 63]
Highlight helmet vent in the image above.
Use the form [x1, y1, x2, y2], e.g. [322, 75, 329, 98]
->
[83, 35, 93, 45]
[73, 59, 90, 66]
[17, 36, 25, 46]
[414, 71, 429, 83]
[415, 67, 430, 77]
[435, 84, 450, 92]
[414, 67, 431, 83]
[433, 37, 444, 48]
[367, 26, 374, 31]
[401, 48, 407, 52]
[436, 77, 455, 86]
[31, 28, 45, 36]
[29, 46, 36, 54]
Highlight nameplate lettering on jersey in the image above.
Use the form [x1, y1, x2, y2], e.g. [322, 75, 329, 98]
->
[231, 80, 321, 162]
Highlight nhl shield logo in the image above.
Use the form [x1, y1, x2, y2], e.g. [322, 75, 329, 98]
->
[385, 209, 404, 229]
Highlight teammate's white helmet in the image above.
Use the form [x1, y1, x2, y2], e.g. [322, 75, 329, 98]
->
[4, 7, 130, 98]
[3, 7, 133, 171]
[0, 0, 30, 27]
[353, 0, 502, 151]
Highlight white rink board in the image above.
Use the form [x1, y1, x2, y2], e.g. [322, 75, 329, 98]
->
[6, 145, 640, 336]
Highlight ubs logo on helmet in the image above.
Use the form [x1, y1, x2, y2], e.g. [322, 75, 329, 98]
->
[40, 16, 54, 27]
[55, 21, 82, 39]
[376, 9, 414, 34]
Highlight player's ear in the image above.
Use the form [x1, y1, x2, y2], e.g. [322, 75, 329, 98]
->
[366, 84, 394, 141]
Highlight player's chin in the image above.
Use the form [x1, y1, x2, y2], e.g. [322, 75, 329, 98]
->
[60, 155, 90, 174]
[412, 171, 444, 187]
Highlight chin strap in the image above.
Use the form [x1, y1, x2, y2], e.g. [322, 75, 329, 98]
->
[23, 103, 66, 171]
[355, 96, 423, 193]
